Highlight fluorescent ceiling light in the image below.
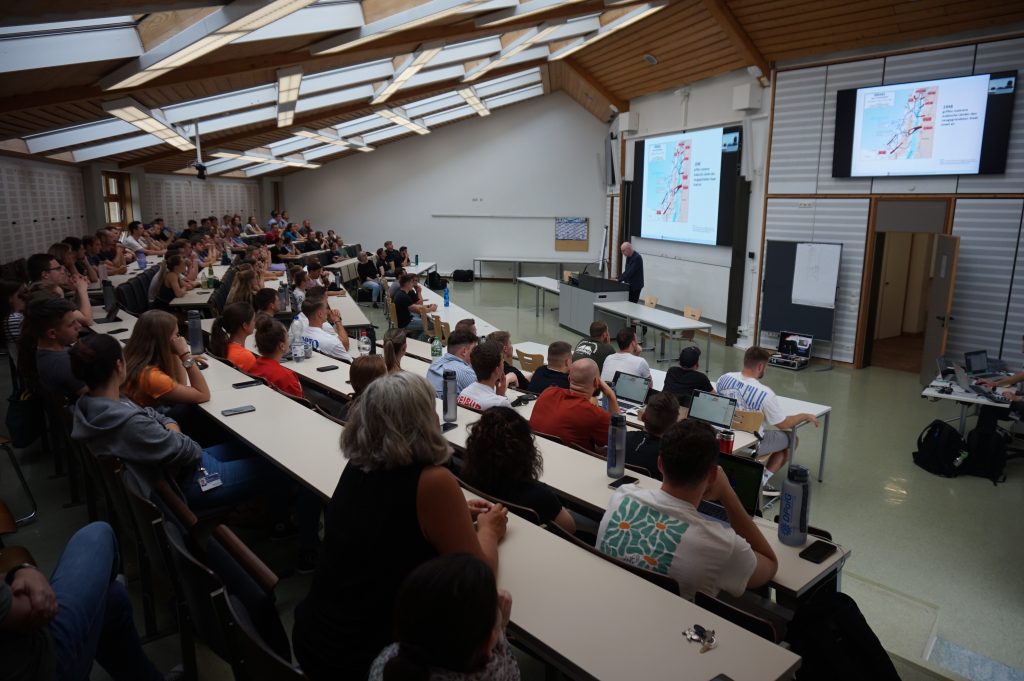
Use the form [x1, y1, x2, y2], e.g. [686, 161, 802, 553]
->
[371, 42, 445, 105]
[101, 97, 194, 151]
[277, 65, 303, 127]
[374, 107, 430, 135]
[457, 87, 490, 116]
[294, 127, 350, 147]
[463, 22, 564, 82]
[476, 0, 587, 26]
[99, 0, 318, 90]
[548, 2, 668, 61]
[212, 147, 319, 168]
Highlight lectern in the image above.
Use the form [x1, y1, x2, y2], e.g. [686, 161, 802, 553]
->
[558, 274, 630, 335]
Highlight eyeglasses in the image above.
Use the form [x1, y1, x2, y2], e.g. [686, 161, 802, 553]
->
[46, 266, 64, 272]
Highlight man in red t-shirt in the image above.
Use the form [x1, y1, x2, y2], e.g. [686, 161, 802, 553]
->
[529, 358, 619, 453]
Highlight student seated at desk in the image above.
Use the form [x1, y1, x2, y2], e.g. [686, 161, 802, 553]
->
[122, 310, 210, 408]
[716, 347, 819, 480]
[254, 287, 280, 316]
[357, 252, 383, 304]
[625, 392, 679, 479]
[290, 268, 311, 310]
[488, 330, 530, 390]
[368, 554, 519, 681]
[382, 328, 407, 374]
[597, 419, 778, 600]
[225, 265, 260, 307]
[17, 297, 86, 403]
[525, 341, 572, 394]
[153, 255, 190, 311]
[209, 301, 257, 372]
[27, 253, 94, 326]
[600, 327, 652, 384]
[292, 372, 508, 681]
[427, 329, 478, 398]
[462, 407, 575, 534]
[249, 315, 303, 398]
[572, 321, 615, 372]
[663, 346, 713, 408]
[300, 297, 351, 361]
[337, 355, 388, 421]
[977, 342, 1024, 428]
[1, 280, 26, 360]
[393, 274, 437, 339]
[458, 341, 512, 411]
[528, 358, 618, 453]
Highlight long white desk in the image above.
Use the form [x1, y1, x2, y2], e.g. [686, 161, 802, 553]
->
[473, 255, 599, 281]
[405, 261, 437, 276]
[515, 276, 561, 316]
[921, 376, 1012, 435]
[594, 300, 712, 366]
[324, 257, 359, 284]
[420, 288, 499, 337]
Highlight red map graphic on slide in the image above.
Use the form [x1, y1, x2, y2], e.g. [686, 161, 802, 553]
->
[654, 140, 691, 222]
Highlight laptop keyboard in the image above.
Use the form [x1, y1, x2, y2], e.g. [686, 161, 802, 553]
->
[697, 501, 729, 522]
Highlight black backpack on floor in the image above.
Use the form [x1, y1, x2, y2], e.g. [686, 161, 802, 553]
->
[787, 591, 901, 681]
[912, 419, 965, 478]
[426, 271, 448, 291]
[452, 269, 474, 282]
[963, 428, 1008, 484]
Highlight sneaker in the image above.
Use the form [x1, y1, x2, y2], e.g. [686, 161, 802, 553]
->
[762, 483, 781, 497]
[296, 548, 319, 575]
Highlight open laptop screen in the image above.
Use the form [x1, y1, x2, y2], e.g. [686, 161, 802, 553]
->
[688, 390, 736, 429]
[717, 454, 763, 516]
[612, 372, 650, 405]
[964, 350, 988, 375]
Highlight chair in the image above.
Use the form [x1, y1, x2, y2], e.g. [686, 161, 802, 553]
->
[732, 410, 765, 434]
[643, 295, 659, 308]
[544, 521, 680, 596]
[694, 591, 784, 643]
[0, 435, 37, 525]
[431, 315, 450, 345]
[456, 479, 542, 526]
[533, 431, 565, 445]
[660, 305, 703, 355]
[129, 276, 150, 313]
[515, 349, 544, 372]
[212, 590, 307, 681]
[417, 310, 433, 337]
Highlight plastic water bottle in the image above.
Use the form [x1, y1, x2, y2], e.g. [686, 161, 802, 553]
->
[443, 369, 458, 423]
[778, 465, 810, 546]
[102, 280, 116, 312]
[607, 414, 627, 478]
[135, 250, 147, 270]
[358, 330, 371, 356]
[278, 283, 289, 312]
[443, 286, 450, 308]
[288, 315, 304, 362]
[187, 310, 204, 355]
[431, 337, 443, 358]
[199, 269, 209, 289]
[207, 261, 215, 281]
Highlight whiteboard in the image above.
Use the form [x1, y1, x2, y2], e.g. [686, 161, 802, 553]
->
[642, 254, 730, 322]
[791, 243, 841, 309]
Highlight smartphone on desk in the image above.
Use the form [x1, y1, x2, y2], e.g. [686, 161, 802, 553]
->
[107, 328, 129, 335]
[316, 365, 339, 372]
[222, 405, 255, 417]
[608, 475, 639, 489]
[798, 539, 838, 564]
[232, 380, 261, 389]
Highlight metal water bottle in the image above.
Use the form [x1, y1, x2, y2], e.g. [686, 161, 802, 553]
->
[278, 283, 289, 312]
[187, 310, 204, 355]
[102, 280, 116, 312]
[443, 369, 458, 423]
[415, 254, 420, 266]
[778, 465, 810, 546]
[607, 414, 627, 478]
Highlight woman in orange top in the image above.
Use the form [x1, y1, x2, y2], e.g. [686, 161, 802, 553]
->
[249, 314, 303, 398]
[122, 310, 211, 408]
[208, 301, 257, 372]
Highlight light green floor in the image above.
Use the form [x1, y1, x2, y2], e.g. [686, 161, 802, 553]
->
[2, 278, 1022, 679]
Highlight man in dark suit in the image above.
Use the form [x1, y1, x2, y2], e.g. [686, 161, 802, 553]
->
[618, 242, 644, 303]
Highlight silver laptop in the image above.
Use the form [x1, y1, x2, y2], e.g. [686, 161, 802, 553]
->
[964, 350, 1001, 379]
[611, 371, 650, 409]
[687, 390, 737, 431]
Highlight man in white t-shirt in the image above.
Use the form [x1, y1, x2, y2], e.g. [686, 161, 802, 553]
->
[600, 327, 652, 383]
[597, 419, 778, 600]
[457, 340, 513, 411]
[715, 346, 819, 477]
[300, 297, 351, 361]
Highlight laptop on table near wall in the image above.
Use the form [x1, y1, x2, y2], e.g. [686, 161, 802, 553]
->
[964, 350, 1004, 379]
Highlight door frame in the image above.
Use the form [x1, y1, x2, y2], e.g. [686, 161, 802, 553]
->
[854, 196, 955, 368]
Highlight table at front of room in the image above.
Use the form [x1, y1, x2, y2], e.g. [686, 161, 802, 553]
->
[473, 255, 599, 282]
[593, 300, 712, 366]
[921, 375, 1012, 435]
[515, 276, 561, 316]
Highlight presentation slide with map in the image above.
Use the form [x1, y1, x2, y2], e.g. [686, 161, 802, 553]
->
[850, 74, 990, 177]
[638, 127, 729, 245]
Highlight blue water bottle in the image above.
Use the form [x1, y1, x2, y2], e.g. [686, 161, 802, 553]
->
[443, 286, 450, 307]
[778, 465, 810, 546]
[607, 414, 626, 478]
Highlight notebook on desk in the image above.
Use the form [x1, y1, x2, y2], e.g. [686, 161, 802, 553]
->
[698, 454, 765, 524]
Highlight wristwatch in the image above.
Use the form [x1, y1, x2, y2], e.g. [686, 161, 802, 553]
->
[181, 353, 196, 369]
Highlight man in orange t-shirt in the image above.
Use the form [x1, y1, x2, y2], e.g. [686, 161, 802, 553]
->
[528, 358, 620, 453]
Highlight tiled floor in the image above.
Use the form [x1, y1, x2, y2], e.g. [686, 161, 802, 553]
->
[2, 278, 1022, 680]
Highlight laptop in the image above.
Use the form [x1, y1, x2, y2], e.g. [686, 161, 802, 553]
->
[698, 454, 765, 523]
[953, 365, 1005, 402]
[611, 371, 651, 410]
[687, 390, 737, 431]
[964, 350, 1002, 379]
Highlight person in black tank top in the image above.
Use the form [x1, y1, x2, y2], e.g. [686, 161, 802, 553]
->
[292, 372, 509, 681]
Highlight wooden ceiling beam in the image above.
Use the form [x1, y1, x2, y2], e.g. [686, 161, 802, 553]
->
[0, 0, 649, 118]
[0, 1, 229, 27]
[119, 57, 547, 169]
[698, 0, 770, 79]
[137, 7, 221, 52]
[561, 59, 627, 112]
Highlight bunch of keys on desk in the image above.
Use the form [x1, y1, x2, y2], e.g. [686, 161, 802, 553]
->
[683, 624, 717, 653]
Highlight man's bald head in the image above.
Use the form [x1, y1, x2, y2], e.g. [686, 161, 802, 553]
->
[620, 242, 634, 256]
[568, 358, 600, 394]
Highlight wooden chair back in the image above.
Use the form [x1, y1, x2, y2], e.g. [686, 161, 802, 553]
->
[684, 305, 702, 321]
[515, 349, 544, 372]
[457, 479, 542, 526]
[386, 300, 398, 329]
[643, 295, 659, 308]
[732, 410, 764, 434]
[694, 592, 781, 642]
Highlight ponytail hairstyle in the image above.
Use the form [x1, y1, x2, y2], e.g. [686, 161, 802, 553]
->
[462, 407, 541, 490]
[253, 313, 288, 356]
[209, 301, 255, 357]
[349, 355, 387, 395]
[382, 554, 498, 681]
[382, 328, 406, 373]
[69, 333, 123, 390]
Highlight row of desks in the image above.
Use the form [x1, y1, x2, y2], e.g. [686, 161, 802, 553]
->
[88, 310, 807, 681]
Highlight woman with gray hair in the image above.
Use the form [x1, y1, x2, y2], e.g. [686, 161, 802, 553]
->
[292, 371, 508, 681]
